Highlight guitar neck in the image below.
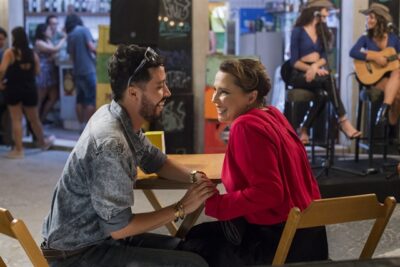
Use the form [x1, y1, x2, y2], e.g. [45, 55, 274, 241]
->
[387, 55, 398, 62]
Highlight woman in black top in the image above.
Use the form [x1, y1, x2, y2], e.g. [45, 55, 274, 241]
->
[0, 27, 54, 159]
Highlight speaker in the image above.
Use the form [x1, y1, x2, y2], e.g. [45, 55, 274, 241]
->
[110, 0, 160, 46]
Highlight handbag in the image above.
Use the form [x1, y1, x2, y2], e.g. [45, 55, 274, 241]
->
[220, 217, 247, 245]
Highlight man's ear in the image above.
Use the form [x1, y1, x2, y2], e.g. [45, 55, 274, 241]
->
[128, 86, 138, 97]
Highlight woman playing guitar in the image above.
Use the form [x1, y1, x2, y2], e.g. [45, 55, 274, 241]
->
[350, 3, 400, 126]
[290, 0, 361, 144]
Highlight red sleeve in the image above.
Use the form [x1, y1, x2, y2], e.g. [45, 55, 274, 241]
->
[205, 117, 284, 220]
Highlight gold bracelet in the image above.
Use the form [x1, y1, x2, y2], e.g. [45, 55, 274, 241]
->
[173, 201, 185, 222]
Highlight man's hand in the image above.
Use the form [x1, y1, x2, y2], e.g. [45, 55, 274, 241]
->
[180, 179, 216, 214]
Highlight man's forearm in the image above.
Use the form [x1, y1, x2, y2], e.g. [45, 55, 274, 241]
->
[110, 204, 176, 239]
[156, 158, 191, 183]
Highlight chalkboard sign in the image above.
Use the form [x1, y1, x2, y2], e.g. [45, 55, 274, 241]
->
[158, 0, 192, 94]
[154, 0, 194, 153]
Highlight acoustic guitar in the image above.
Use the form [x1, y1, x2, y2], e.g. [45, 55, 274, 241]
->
[353, 47, 399, 85]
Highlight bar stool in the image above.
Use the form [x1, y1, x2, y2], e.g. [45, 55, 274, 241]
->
[281, 61, 327, 163]
[354, 82, 389, 171]
[285, 88, 328, 163]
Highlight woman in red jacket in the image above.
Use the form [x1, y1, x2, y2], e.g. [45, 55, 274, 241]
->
[180, 59, 328, 266]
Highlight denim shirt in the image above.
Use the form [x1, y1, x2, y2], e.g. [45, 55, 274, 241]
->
[42, 100, 166, 250]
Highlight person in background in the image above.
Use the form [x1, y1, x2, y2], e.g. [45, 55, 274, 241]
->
[34, 23, 66, 123]
[208, 12, 217, 55]
[350, 3, 400, 126]
[46, 15, 64, 46]
[290, 0, 361, 144]
[65, 13, 96, 132]
[0, 27, 7, 61]
[179, 59, 328, 266]
[0, 27, 54, 159]
[41, 44, 215, 267]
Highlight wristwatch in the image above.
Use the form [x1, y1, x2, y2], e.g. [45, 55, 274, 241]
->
[190, 170, 205, 183]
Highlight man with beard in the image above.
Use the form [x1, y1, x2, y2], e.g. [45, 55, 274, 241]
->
[41, 44, 215, 267]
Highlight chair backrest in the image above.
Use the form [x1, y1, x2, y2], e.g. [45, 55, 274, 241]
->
[0, 257, 6, 267]
[144, 131, 166, 153]
[0, 207, 49, 267]
[272, 194, 396, 266]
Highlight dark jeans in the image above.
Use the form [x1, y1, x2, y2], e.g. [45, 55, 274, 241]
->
[46, 233, 208, 267]
[290, 68, 346, 129]
[179, 220, 328, 267]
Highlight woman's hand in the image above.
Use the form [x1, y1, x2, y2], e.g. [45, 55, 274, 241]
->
[316, 68, 329, 76]
[375, 56, 388, 67]
[180, 179, 217, 214]
[0, 81, 5, 90]
[305, 64, 318, 82]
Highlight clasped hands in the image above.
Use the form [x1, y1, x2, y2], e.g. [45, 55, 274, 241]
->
[179, 172, 217, 216]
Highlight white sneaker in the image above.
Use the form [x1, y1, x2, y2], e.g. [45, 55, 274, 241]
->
[41, 135, 56, 151]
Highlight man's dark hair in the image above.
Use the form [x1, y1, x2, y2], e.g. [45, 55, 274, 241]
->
[65, 14, 83, 34]
[46, 14, 57, 25]
[108, 44, 164, 101]
[0, 27, 7, 38]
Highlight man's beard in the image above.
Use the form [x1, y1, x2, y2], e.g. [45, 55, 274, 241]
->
[139, 94, 165, 123]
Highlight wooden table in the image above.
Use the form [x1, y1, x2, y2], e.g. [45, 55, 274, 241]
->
[135, 153, 224, 238]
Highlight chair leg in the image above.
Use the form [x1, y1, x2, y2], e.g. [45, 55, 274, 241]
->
[368, 101, 374, 168]
[383, 124, 388, 161]
[355, 96, 363, 162]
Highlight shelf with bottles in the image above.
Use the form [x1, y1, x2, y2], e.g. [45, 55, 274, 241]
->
[26, 12, 109, 17]
[25, 0, 111, 15]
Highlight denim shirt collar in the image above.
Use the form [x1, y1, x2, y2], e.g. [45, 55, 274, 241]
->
[109, 100, 145, 157]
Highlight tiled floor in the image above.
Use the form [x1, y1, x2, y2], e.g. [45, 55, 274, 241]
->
[0, 138, 399, 265]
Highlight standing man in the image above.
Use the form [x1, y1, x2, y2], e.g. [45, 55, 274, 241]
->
[0, 27, 7, 61]
[46, 14, 67, 62]
[41, 44, 215, 266]
[65, 14, 96, 132]
[46, 15, 64, 47]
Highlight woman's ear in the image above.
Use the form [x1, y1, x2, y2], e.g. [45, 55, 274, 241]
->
[248, 90, 258, 104]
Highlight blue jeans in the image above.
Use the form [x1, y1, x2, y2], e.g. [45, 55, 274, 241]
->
[47, 233, 208, 267]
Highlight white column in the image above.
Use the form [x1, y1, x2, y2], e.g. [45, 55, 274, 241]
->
[0, 0, 24, 46]
[8, 0, 24, 33]
[192, 0, 208, 153]
[339, 0, 368, 144]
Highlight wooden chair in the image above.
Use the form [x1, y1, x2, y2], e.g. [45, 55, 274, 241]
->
[272, 194, 396, 266]
[0, 257, 6, 267]
[0, 207, 49, 267]
[144, 131, 166, 153]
